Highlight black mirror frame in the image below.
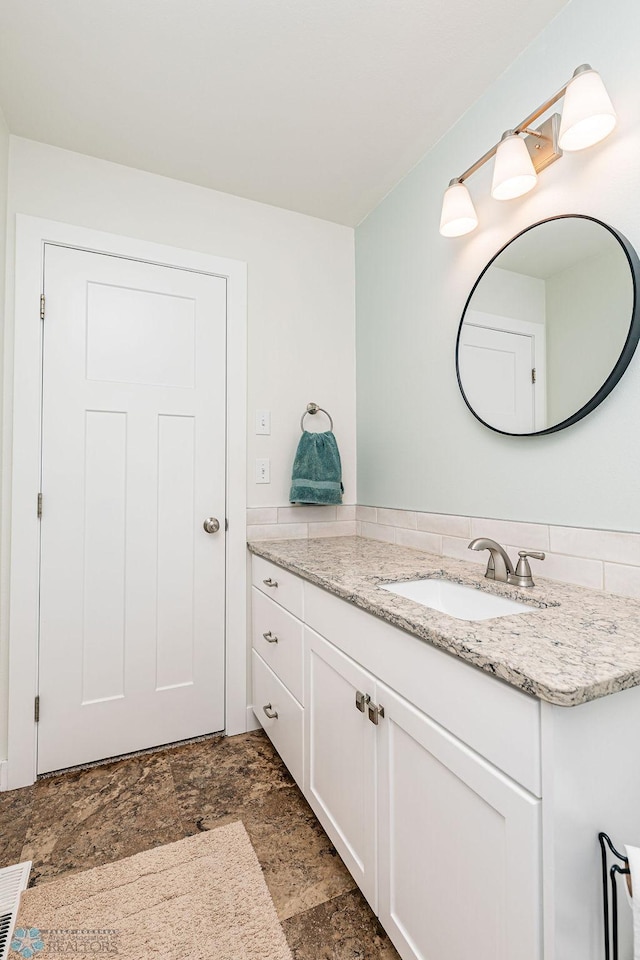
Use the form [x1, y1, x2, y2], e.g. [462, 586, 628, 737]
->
[455, 214, 640, 437]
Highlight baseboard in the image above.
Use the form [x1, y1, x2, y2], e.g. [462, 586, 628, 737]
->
[245, 705, 261, 732]
[0, 759, 8, 791]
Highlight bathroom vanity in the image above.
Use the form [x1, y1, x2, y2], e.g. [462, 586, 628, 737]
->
[248, 535, 640, 960]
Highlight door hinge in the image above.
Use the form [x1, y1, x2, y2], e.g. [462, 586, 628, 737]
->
[34, 695, 40, 723]
[37, 493, 43, 519]
[40, 294, 45, 321]
[531, 367, 537, 384]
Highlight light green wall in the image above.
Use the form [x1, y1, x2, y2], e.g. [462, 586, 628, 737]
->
[356, 0, 640, 531]
[0, 107, 9, 758]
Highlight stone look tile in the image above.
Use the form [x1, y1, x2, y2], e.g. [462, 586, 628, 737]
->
[356, 506, 377, 522]
[336, 505, 356, 521]
[604, 563, 640, 599]
[21, 753, 185, 883]
[469, 517, 549, 551]
[308, 521, 357, 538]
[394, 528, 442, 556]
[361, 522, 395, 543]
[247, 507, 278, 525]
[283, 888, 400, 960]
[0, 784, 34, 868]
[247, 522, 308, 541]
[376, 508, 417, 530]
[278, 506, 337, 524]
[168, 730, 294, 828]
[550, 526, 640, 566]
[442, 535, 486, 565]
[416, 512, 471, 538]
[530, 551, 603, 590]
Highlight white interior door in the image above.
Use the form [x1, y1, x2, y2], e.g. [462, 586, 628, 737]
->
[37, 244, 227, 774]
[459, 323, 535, 433]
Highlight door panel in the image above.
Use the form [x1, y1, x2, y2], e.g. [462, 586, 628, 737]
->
[377, 683, 541, 960]
[37, 244, 227, 773]
[304, 628, 377, 909]
[459, 323, 534, 433]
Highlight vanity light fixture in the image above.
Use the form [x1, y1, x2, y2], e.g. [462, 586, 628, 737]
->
[439, 64, 617, 237]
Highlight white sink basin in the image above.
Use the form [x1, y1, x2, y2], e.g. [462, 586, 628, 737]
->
[380, 578, 534, 621]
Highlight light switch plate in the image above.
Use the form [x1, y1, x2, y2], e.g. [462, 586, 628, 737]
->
[255, 410, 271, 435]
[255, 458, 270, 483]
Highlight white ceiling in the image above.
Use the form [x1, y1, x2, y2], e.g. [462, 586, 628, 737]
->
[0, 0, 569, 225]
[498, 218, 619, 279]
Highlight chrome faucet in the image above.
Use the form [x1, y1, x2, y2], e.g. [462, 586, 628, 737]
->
[468, 538, 545, 588]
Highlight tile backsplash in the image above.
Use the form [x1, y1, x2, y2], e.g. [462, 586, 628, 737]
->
[246, 503, 640, 600]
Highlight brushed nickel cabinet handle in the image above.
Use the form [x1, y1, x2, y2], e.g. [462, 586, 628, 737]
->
[355, 691, 370, 713]
[368, 702, 385, 725]
[262, 578, 278, 588]
[263, 631, 279, 644]
[263, 703, 279, 719]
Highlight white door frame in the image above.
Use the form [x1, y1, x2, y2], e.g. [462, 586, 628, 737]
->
[6, 215, 248, 789]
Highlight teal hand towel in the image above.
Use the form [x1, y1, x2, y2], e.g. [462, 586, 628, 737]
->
[290, 430, 344, 505]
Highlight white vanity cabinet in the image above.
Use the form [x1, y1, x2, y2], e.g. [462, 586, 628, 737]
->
[250, 555, 542, 960]
[377, 683, 541, 960]
[304, 627, 378, 908]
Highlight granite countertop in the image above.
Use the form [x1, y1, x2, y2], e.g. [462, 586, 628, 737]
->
[247, 535, 640, 707]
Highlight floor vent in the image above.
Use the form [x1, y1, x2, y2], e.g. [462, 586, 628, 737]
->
[0, 862, 31, 960]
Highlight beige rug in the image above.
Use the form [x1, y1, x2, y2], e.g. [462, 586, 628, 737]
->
[14, 822, 293, 959]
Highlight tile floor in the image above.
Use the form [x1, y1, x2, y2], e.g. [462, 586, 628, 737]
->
[1, 730, 399, 959]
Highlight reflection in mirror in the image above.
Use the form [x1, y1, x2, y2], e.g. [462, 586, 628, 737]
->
[456, 216, 639, 436]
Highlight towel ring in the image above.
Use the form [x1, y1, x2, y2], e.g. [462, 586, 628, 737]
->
[300, 402, 334, 432]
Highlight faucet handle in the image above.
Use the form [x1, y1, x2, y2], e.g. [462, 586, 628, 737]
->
[510, 550, 546, 588]
[519, 550, 546, 562]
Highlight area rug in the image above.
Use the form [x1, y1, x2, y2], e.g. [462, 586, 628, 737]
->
[12, 822, 293, 959]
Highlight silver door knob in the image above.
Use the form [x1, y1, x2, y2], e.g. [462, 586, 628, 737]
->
[203, 517, 220, 534]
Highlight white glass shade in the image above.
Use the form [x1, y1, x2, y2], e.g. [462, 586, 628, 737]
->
[558, 68, 617, 151]
[439, 181, 478, 237]
[491, 134, 537, 201]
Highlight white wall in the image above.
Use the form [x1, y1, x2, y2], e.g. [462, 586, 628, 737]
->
[468, 266, 545, 325]
[0, 136, 356, 759]
[356, 0, 640, 532]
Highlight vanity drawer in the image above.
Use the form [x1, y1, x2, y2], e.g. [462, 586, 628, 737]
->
[252, 588, 304, 704]
[252, 649, 303, 788]
[252, 555, 304, 619]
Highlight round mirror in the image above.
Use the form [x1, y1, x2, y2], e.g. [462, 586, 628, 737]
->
[455, 215, 640, 436]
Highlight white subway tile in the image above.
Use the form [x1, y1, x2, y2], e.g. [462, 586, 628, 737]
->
[394, 528, 442, 556]
[361, 521, 395, 543]
[416, 512, 471, 538]
[442, 536, 486, 565]
[604, 563, 640, 599]
[470, 517, 549, 551]
[336, 505, 357, 521]
[309, 520, 357, 538]
[550, 526, 640, 566]
[278, 505, 337, 523]
[356, 505, 377, 522]
[246, 507, 278, 525]
[376, 508, 417, 530]
[247, 523, 308, 541]
[529, 552, 603, 590]
[355, 520, 363, 536]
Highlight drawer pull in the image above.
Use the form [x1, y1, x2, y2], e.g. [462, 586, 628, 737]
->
[263, 631, 279, 644]
[262, 577, 279, 588]
[263, 702, 279, 719]
[355, 690, 370, 713]
[368, 702, 385, 725]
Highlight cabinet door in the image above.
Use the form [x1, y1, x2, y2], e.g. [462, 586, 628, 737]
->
[377, 683, 542, 960]
[304, 627, 377, 909]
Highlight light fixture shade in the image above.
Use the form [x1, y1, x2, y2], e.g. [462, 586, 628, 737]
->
[439, 180, 478, 237]
[491, 133, 537, 200]
[558, 67, 617, 151]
